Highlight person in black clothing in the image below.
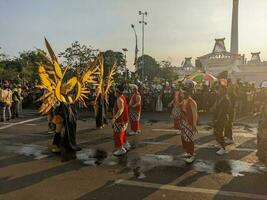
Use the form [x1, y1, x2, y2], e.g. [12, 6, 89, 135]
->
[51, 102, 82, 162]
[212, 82, 231, 156]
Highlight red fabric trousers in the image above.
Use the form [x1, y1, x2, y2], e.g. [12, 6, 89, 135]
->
[181, 138, 194, 155]
[113, 131, 126, 148]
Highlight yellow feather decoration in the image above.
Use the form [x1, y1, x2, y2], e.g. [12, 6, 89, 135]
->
[55, 80, 62, 101]
[54, 61, 63, 79]
[75, 81, 82, 101]
[38, 65, 52, 92]
[63, 76, 77, 94]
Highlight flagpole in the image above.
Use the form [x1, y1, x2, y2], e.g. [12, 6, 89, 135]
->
[131, 24, 138, 72]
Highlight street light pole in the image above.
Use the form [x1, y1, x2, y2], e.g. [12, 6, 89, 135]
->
[122, 48, 128, 81]
[139, 11, 147, 81]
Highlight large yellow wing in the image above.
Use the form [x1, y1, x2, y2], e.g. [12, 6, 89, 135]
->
[37, 38, 65, 114]
[104, 62, 116, 96]
[94, 53, 104, 102]
[75, 54, 102, 106]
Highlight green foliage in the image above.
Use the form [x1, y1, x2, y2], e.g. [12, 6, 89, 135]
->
[59, 41, 98, 70]
[137, 55, 160, 81]
[159, 60, 179, 81]
[103, 50, 126, 77]
[0, 49, 46, 82]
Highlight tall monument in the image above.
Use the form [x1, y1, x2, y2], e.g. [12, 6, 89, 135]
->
[230, 0, 239, 54]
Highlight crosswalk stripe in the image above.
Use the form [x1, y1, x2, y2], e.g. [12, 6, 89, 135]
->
[152, 129, 179, 132]
[0, 116, 44, 130]
[115, 179, 267, 200]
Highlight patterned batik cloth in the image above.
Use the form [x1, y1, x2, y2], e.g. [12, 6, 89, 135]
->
[113, 122, 128, 148]
[180, 119, 197, 155]
[172, 106, 182, 130]
[130, 111, 141, 132]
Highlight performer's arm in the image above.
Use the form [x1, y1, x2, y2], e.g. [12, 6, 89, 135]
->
[190, 101, 198, 127]
[113, 98, 124, 122]
[168, 99, 174, 107]
[131, 95, 141, 108]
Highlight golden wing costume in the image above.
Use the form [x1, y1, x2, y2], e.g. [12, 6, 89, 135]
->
[37, 38, 101, 161]
[37, 38, 99, 115]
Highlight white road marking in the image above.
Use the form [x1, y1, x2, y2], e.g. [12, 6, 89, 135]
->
[115, 179, 267, 200]
[25, 123, 37, 126]
[0, 116, 44, 130]
[139, 141, 170, 145]
[152, 129, 179, 132]
[195, 144, 257, 153]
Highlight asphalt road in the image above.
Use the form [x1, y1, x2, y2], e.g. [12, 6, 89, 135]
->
[0, 109, 266, 200]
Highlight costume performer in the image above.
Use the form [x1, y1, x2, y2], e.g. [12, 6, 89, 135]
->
[112, 84, 130, 156]
[94, 94, 107, 129]
[94, 55, 116, 129]
[180, 83, 198, 163]
[169, 85, 183, 134]
[128, 84, 141, 135]
[37, 38, 99, 161]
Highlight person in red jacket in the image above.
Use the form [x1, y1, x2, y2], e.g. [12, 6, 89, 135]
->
[112, 84, 130, 156]
[128, 84, 142, 135]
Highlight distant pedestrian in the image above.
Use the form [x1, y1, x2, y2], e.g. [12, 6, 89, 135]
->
[1, 82, 12, 122]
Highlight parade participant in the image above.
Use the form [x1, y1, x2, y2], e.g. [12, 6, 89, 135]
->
[128, 84, 142, 135]
[225, 79, 236, 144]
[169, 84, 183, 134]
[112, 84, 130, 156]
[94, 55, 116, 129]
[213, 80, 231, 155]
[47, 109, 56, 134]
[37, 38, 99, 161]
[180, 82, 198, 163]
[94, 94, 107, 129]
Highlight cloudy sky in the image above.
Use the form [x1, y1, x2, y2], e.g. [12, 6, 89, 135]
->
[1, 0, 267, 70]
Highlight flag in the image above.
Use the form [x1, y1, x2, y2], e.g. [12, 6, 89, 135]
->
[133, 36, 138, 71]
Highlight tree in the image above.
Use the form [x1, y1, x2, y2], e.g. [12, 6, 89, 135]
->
[59, 41, 98, 70]
[0, 49, 47, 82]
[103, 50, 126, 81]
[19, 50, 48, 82]
[137, 55, 160, 81]
[159, 60, 179, 81]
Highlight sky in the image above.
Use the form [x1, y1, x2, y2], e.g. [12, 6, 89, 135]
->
[1, 0, 267, 70]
